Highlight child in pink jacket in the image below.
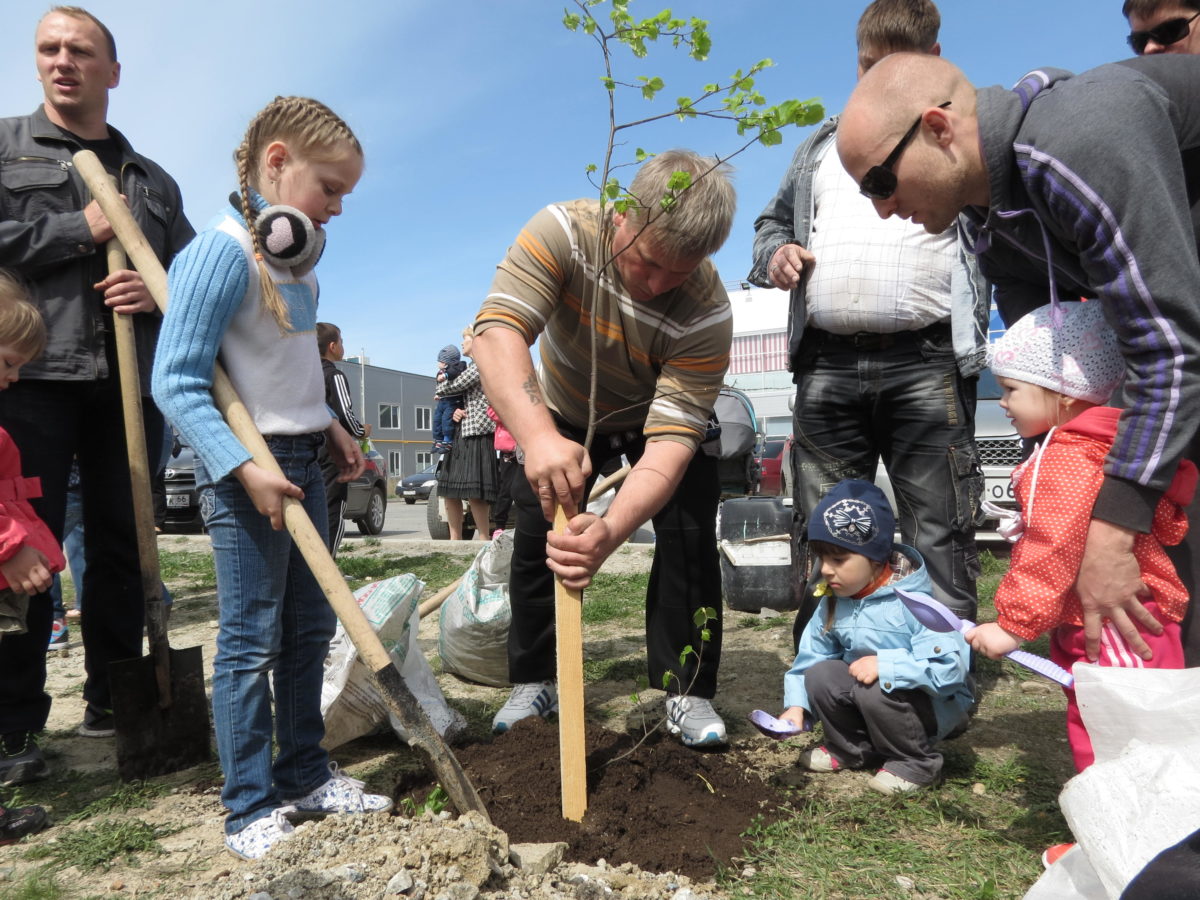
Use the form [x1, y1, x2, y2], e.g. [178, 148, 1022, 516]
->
[0, 270, 60, 842]
[966, 301, 1193, 772]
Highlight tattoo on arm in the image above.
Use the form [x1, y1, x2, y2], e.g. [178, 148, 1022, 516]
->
[522, 374, 543, 407]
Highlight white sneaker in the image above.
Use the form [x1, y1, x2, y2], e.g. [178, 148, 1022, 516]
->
[664, 695, 728, 748]
[866, 768, 926, 795]
[492, 681, 558, 733]
[225, 806, 296, 860]
[280, 763, 393, 818]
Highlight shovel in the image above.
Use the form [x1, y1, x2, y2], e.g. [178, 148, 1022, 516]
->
[103, 227, 211, 781]
[75, 150, 488, 820]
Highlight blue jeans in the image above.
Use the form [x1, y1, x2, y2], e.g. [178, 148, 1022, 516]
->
[433, 398, 461, 444]
[790, 328, 982, 628]
[196, 434, 336, 834]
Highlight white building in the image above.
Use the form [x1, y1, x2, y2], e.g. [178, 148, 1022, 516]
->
[725, 281, 792, 437]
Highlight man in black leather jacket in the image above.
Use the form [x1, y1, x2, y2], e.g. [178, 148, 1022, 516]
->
[0, 6, 193, 783]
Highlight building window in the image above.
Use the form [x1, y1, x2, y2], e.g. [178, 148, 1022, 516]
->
[729, 331, 788, 375]
[388, 450, 402, 476]
[379, 404, 399, 430]
[415, 451, 433, 469]
[415, 406, 431, 430]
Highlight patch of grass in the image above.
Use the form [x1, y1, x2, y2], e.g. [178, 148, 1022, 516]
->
[581, 573, 647, 625]
[583, 656, 644, 684]
[0, 870, 65, 900]
[157, 550, 216, 586]
[61, 781, 169, 823]
[337, 553, 463, 591]
[732, 786, 1061, 900]
[23, 818, 176, 872]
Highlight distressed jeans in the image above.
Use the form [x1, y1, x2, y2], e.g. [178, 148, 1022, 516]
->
[789, 328, 982, 637]
[197, 434, 336, 834]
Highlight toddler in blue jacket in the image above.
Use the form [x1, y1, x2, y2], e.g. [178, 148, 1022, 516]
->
[778, 480, 973, 794]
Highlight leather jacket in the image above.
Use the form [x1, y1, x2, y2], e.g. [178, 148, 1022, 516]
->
[0, 106, 194, 392]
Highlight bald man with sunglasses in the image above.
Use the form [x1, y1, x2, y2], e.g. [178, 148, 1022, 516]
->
[838, 51, 1200, 669]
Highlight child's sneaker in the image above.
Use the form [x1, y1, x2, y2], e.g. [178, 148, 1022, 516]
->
[798, 745, 841, 772]
[280, 764, 393, 819]
[867, 768, 926, 795]
[1042, 842, 1076, 868]
[0, 803, 48, 845]
[492, 681, 558, 733]
[225, 806, 296, 860]
[664, 695, 728, 748]
[47, 618, 69, 653]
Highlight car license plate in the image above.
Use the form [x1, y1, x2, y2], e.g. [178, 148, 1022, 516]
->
[984, 476, 1014, 505]
[167, 494, 191, 508]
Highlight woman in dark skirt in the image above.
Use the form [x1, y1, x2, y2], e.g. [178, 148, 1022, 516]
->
[435, 328, 497, 539]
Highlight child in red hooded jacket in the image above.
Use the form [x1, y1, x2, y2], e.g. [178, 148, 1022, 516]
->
[966, 301, 1193, 773]
[0, 270, 61, 843]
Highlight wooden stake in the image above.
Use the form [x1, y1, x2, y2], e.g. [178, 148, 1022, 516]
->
[554, 506, 588, 821]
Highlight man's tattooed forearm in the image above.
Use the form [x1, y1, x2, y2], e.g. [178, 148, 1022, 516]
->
[522, 374, 543, 406]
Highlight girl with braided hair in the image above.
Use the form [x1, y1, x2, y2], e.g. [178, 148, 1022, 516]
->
[152, 96, 390, 861]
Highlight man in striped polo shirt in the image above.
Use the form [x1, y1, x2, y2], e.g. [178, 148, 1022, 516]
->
[472, 150, 736, 748]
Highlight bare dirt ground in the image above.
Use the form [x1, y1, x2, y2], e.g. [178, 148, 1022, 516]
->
[0, 538, 1071, 899]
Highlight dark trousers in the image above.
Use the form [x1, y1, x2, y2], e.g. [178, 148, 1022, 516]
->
[805, 658, 943, 785]
[0, 378, 164, 732]
[789, 325, 982, 645]
[507, 427, 722, 698]
[492, 451, 518, 531]
[318, 445, 346, 556]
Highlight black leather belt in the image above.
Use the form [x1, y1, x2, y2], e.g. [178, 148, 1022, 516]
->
[812, 321, 950, 352]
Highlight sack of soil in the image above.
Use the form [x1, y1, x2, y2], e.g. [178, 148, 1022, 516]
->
[321, 574, 466, 749]
[438, 532, 513, 687]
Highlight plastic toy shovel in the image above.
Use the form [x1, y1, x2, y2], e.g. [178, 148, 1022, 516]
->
[896, 588, 1074, 688]
[748, 709, 811, 740]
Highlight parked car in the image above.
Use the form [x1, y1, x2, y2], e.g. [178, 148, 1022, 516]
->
[395, 462, 438, 504]
[162, 442, 204, 533]
[756, 436, 788, 497]
[344, 449, 388, 535]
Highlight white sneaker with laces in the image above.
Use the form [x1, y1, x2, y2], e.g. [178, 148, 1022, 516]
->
[280, 763, 393, 818]
[492, 681, 558, 733]
[664, 695, 728, 748]
[225, 806, 296, 860]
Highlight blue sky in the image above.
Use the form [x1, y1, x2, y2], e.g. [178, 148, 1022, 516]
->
[2, 0, 1133, 375]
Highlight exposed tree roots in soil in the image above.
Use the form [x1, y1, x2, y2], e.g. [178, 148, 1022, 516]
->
[397, 717, 788, 879]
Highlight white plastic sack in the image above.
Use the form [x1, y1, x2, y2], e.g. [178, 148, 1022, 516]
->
[320, 574, 465, 750]
[1023, 664, 1200, 899]
[438, 533, 513, 687]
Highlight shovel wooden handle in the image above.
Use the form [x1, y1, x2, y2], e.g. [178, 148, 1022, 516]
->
[75, 150, 488, 821]
[106, 215, 170, 707]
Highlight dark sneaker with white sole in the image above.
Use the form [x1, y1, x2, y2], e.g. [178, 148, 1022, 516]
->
[0, 732, 48, 787]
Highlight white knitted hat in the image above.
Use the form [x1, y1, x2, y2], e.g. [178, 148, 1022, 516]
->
[988, 301, 1123, 404]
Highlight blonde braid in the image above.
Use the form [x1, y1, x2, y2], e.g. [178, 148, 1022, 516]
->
[235, 96, 363, 330]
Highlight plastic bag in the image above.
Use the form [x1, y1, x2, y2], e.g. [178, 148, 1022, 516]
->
[1023, 664, 1200, 899]
[320, 574, 465, 749]
[438, 533, 513, 687]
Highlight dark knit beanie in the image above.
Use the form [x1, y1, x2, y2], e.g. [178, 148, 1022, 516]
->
[807, 479, 895, 562]
[437, 345, 461, 365]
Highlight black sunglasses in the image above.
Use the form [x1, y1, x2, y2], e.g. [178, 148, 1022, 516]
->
[1128, 11, 1199, 54]
[858, 101, 951, 201]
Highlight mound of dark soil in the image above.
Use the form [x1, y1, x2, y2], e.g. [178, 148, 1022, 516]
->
[403, 717, 787, 879]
